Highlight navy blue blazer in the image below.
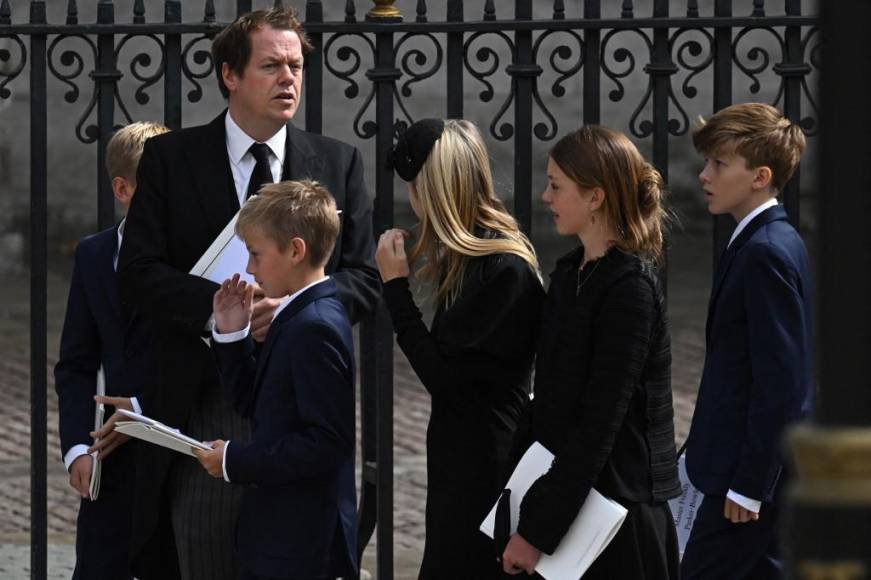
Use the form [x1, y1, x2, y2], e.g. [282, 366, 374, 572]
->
[55, 225, 151, 458]
[212, 279, 357, 579]
[686, 205, 814, 503]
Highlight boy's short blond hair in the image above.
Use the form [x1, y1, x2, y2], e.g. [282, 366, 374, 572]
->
[106, 121, 170, 181]
[692, 103, 806, 192]
[236, 180, 340, 268]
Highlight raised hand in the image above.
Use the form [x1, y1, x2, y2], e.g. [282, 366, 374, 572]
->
[375, 228, 411, 283]
[213, 274, 255, 334]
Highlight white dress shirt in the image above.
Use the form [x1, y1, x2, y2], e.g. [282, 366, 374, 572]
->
[727, 198, 778, 249]
[225, 112, 286, 207]
[201, 113, 288, 335]
[211, 276, 331, 483]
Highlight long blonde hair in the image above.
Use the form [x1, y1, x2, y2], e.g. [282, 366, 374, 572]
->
[408, 119, 539, 306]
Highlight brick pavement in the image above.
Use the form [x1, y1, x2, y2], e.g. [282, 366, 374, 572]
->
[0, 230, 709, 579]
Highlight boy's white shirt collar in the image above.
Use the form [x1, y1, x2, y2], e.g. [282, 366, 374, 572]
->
[728, 198, 778, 249]
[224, 111, 286, 168]
[113, 217, 126, 272]
[272, 276, 331, 321]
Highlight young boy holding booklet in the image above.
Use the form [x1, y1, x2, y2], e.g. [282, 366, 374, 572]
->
[193, 180, 357, 580]
[55, 121, 169, 579]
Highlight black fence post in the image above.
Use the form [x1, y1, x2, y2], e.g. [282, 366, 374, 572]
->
[509, 0, 539, 237]
[94, 0, 118, 230]
[164, 0, 182, 129]
[711, 0, 734, 274]
[29, 1, 48, 578]
[236, 0, 252, 18]
[582, 0, 601, 125]
[647, 0, 674, 292]
[304, 0, 323, 135]
[446, 0, 463, 119]
[364, 3, 401, 577]
[776, 0, 806, 229]
[785, 1, 871, 576]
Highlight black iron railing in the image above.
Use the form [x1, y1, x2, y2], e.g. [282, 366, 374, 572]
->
[0, 1, 820, 578]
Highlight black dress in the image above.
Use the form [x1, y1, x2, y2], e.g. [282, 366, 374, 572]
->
[512, 246, 682, 580]
[383, 250, 544, 580]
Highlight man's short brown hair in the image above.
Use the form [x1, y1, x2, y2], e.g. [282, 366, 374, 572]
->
[692, 103, 806, 192]
[236, 180, 339, 268]
[105, 121, 169, 182]
[212, 8, 313, 99]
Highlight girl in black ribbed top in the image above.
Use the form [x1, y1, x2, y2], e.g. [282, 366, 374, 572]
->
[500, 126, 682, 579]
[376, 119, 545, 579]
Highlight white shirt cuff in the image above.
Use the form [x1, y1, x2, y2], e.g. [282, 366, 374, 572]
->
[212, 323, 251, 343]
[727, 489, 761, 514]
[222, 441, 231, 483]
[130, 396, 142, 415]
[63, 444, 91, 472]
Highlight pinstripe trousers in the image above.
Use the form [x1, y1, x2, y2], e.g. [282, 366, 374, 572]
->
[168, 382, 251, 580]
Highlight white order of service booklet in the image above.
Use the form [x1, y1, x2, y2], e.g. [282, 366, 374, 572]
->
[189, 211, 254, 285]
[88, 367, 106, 501]
[667, 452, 703, 557]
[113, 409, 211, 457]
[480, 442, 628, 580]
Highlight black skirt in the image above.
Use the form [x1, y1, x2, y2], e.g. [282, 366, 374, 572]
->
[529, 500, 678, 580]
[580, 500, 678, 580]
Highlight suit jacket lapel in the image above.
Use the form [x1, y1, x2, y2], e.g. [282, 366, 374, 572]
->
[251, 279, 338, 391]
[284, 124, 324, 182]
[101, 224, 124, 326]
[185, 111, 239, 234]
[705, 245, 737, 344]
[705, 205, 790, 343]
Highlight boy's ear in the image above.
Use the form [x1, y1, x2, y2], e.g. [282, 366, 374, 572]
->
[289, 237, 307, 265]
[112, 176, 134, 208]
[752, 165, 774, 192]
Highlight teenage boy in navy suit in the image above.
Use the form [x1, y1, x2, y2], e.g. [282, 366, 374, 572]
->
[193, 180, 357, 580]
[681, 103, 814, 579]
[54, 121, 169, 579]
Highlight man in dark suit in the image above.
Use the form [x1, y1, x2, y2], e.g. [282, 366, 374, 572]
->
[682, 103, 815, 579]
[111, 8, 379, 579]
[195, 181, 357, 580]
[55, 122, 169, 579]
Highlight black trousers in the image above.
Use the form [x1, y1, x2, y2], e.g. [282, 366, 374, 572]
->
[681, 494, 782, 580]
[72, 443, 135, 580]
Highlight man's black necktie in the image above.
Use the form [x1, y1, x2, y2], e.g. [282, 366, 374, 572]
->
[246, 142, 274, 200]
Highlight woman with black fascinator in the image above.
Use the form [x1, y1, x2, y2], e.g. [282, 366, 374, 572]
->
[376, 119, 544, 579]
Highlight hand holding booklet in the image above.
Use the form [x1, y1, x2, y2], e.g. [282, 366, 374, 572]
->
[113, 409, 211, 457]
[189, 207, 341, 286]
[189, 211, 254, 285]
[480, 442, 628, 580]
